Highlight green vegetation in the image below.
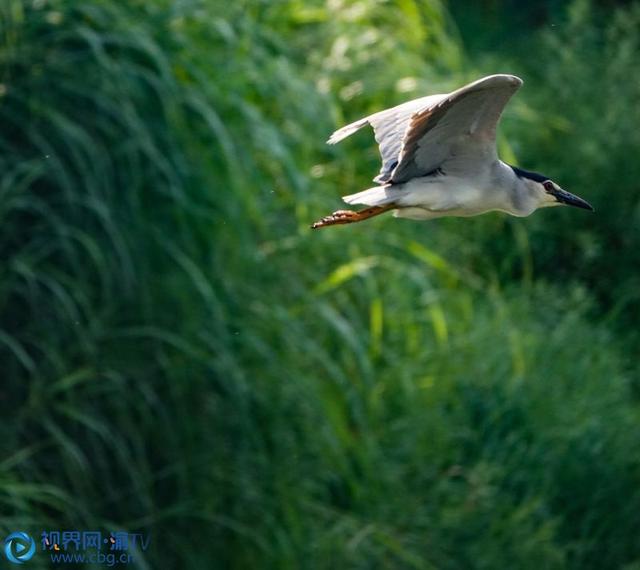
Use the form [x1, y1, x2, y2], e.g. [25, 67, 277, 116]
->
[1, 0, 639, 568]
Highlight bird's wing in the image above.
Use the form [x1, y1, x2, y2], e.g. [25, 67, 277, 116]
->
[327, 94, 445, 184]
[389, 74, 523, 184]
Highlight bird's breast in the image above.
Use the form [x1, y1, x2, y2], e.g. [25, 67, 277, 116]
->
[397, 174, 503, 216]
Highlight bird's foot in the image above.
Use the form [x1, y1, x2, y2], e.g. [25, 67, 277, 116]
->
[311, 205, 395, 229]
[311, 210, 360, 229]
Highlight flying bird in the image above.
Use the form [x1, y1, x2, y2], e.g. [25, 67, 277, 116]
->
[311, 74, 593, 229]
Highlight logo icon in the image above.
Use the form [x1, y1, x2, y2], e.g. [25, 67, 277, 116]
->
[4, 532, 35, 564]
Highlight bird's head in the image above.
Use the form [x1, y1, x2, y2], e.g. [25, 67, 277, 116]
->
[511, 166, 594, 213]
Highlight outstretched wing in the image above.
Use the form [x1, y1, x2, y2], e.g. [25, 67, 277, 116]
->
[390, 74, 522, 183]
[327, 93, 445, 184]
[327, 74, 522, 185]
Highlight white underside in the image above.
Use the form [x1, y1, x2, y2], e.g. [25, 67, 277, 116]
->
[342, 172, 519, 220]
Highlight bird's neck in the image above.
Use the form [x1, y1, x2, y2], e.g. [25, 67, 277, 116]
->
[492, 161, 539, 216]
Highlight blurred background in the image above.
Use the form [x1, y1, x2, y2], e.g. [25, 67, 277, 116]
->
[1, 0, 639, 567]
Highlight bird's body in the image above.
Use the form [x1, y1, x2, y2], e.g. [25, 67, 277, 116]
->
[312, 74, 592, 229]
[344, 162, 527, 219]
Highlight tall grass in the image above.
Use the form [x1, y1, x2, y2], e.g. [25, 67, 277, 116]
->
[1, 0, 639, 568]
[492, 0, 640, 328]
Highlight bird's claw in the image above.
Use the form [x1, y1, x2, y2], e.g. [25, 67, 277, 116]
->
[311, 209, 358, 229]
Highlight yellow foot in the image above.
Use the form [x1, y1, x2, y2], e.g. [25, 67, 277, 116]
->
[311, 210, 361, 229]
[311, 204, 395, 229]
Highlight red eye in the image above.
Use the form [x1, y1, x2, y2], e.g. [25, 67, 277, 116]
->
[543, 181, 554, 192]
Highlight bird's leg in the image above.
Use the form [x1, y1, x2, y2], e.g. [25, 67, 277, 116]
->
[311, 204, 396, 229]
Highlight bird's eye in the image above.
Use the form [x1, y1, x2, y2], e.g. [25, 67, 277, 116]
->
[543, 181, 554, 192]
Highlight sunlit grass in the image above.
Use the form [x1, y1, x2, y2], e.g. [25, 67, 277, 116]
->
[0, 0, 639, 569]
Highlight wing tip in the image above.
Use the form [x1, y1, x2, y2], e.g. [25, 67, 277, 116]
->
[487, 73, 523, 87]
[505, 74, 523, 87]
[326, 117, 369, 145]
[463, 74, 523, 93]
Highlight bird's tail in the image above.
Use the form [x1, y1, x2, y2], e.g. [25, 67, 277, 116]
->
[310, 185, 397, 229]
[342, 184, 395, 206]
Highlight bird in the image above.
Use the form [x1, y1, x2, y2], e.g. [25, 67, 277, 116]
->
[311, 74, 593, 229]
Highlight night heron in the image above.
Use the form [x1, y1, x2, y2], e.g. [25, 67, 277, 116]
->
[311, 74, 593, 229]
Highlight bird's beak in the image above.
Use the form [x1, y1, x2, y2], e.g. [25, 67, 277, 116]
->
[551, 188, 594, 211]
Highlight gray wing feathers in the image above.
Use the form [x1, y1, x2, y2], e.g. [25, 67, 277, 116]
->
[327, 95, 443, 184]
[390, 74, 522, 183]
[327, 117, 370, 145]
[326, 75, 522, 186]
[367, 95, 442, 183]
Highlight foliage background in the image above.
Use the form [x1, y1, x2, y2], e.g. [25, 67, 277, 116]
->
[1, 0, 639, 568]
